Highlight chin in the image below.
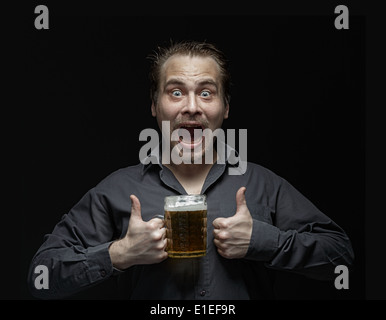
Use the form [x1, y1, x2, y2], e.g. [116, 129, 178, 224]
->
[182, 145, 215, 165]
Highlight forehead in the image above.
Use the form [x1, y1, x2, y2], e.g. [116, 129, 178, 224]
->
[161, 55, 221, 83]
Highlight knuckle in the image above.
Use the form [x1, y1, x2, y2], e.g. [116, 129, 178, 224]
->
[220, 220, 230, 229]
[213, 218, 229, 229]
[148, 220, 161, 229]
[156, 241, 166, 250]
[158, 251, 168, 261]
[218, 231, 229, 241]
[214, 239, 228, 251]
[151, 230, 162, 241]
[220, 242, 229, 250]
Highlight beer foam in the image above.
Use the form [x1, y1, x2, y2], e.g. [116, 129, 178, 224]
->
[164, 203, 207, 212]
[164, 195, 207, 211]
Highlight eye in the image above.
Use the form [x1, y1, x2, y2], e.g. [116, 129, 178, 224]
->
[200, 90, 211, 97]
[172, 90, 182, 97]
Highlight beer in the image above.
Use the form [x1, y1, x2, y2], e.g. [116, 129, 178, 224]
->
[164, 195, 207, 258]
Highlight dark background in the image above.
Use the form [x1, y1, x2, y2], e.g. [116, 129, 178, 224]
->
[14, 4, 369, 301]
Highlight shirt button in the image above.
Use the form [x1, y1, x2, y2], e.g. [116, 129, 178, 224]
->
[200, 290, 206, 296]
[100, 270, 106, 277]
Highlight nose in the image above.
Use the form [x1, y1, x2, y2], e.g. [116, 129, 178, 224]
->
[183, 93, 202, 116]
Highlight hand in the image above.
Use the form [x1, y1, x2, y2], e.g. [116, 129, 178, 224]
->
[109, 195, 168, 269]
[213, 187, 253, 259]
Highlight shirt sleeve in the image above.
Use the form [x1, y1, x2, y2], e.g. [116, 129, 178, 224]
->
[27, 188, 118, 299]
[245, 178, 355, 281]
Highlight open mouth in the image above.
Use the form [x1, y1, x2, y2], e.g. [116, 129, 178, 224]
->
[177, 123, 205, 148]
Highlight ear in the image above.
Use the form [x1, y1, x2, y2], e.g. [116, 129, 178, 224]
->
[223, 103, 229, 119]
[151, 101, 157, 117]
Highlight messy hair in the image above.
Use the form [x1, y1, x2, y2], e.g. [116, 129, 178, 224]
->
[148, 40, 231, 106]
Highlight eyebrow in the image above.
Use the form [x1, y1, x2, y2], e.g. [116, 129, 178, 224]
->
[163, 78, 219, 90]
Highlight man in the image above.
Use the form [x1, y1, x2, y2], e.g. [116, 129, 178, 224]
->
[28, 40, 354, 299]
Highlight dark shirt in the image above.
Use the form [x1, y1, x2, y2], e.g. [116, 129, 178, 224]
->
[28, 153, 354, 300]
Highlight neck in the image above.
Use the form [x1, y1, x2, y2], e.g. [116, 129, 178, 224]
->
[162, 149, 218, 176]
[164, 161, 213, 177]
[162, 149, 217, 195]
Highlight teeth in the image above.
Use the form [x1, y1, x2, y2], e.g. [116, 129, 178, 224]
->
[181, 125, 202, 129]
[178, 126, 203, 143]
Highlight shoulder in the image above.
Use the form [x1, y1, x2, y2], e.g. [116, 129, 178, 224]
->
[93, 163, 144, 191]
[245, 162, 282, 180]
[243, 162, 287, 191]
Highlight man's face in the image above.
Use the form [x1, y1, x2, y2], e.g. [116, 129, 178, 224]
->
[151, 54, 229, 163]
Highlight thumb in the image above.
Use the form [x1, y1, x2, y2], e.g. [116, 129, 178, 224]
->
[130, 194, 143, 221]
[235, 187, 248, 214]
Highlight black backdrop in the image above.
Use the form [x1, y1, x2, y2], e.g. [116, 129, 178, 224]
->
[18, 11, 365, 300]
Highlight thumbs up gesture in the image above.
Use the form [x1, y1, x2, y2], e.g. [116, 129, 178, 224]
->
[213, 187, 253, 259]
[109, 195, 168, 270]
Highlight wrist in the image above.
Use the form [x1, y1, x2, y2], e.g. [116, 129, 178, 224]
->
[109, 238, 133, 270]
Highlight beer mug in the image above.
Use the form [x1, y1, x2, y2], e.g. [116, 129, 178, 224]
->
[164, 194, 207, 258]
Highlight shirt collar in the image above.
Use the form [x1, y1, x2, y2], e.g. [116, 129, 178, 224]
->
[140, 140, 243, 176]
